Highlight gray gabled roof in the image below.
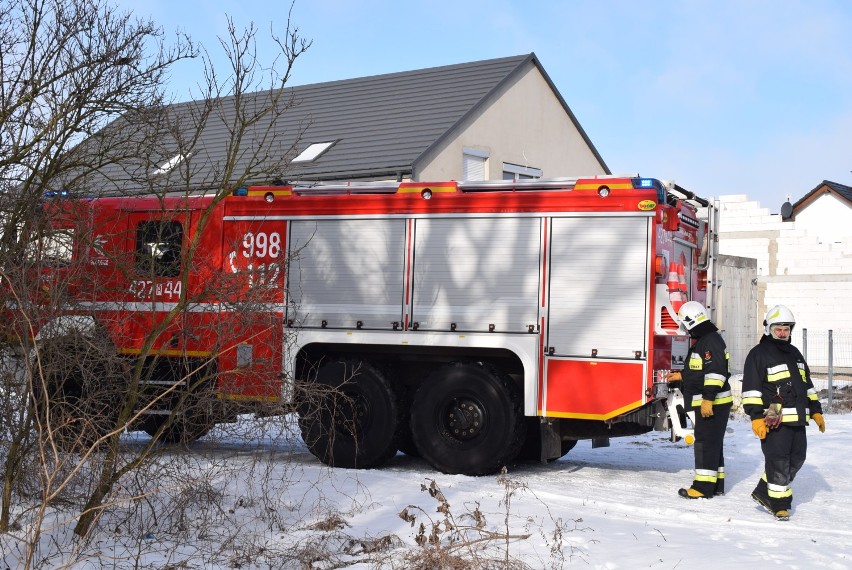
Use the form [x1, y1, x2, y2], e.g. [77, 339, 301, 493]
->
[281, 53, 538, 181]
[71, 53, 607, 194]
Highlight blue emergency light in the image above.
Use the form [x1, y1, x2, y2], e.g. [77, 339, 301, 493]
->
[631, 178, 666, 203]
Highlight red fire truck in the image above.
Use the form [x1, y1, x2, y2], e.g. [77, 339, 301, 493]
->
[12, 176, 715, 475]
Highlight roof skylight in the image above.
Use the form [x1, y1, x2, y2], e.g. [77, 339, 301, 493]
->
[292, 141, 336, 163]
[152, 153, 188, 176]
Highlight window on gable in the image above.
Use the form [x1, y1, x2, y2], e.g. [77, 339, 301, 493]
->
[502, 162, 542, 181]
[463, 147, 489, 181]
[292, 141, 337, 163]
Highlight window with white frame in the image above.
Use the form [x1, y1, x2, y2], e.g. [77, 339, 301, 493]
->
[462, 147, 489, 181]
[502, 162, 542, 181]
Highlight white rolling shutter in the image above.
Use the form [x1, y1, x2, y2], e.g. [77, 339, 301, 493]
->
[288, 219, 405, 329]
[412, 217, 541, 332]
[462, 149, 488, 181]
[547, 216, 650, 358]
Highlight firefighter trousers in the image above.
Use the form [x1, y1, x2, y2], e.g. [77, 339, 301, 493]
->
[691, 403, 731, 497]
[752, 425, 807, 512]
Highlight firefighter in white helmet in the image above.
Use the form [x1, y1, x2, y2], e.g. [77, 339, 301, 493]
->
[742, 304, 825, 521]
[675, 301, 732, 500]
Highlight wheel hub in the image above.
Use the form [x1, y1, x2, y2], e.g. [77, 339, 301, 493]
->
[445, 397, 485, 441]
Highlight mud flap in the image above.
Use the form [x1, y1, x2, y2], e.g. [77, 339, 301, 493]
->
[667, 387, 695, 444]
[540, 419, 562, 462]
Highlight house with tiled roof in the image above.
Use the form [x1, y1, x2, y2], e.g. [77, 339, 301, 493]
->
[76, 53, 609, 196]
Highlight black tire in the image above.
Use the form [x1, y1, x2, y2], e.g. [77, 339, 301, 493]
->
[32, 334, 128, 452]
[558, 439, 577, 457]
[297, 359, 399, 469]
[410, 362, 526, 475]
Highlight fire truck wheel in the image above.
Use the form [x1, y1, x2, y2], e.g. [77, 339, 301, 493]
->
[298, 359, 399, 469]
[410, 362, 526, 476]
[31, 334, 128, 452]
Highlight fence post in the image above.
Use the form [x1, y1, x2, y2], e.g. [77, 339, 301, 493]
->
[802, 328, 808, 361]
[828, 329, 834, 410]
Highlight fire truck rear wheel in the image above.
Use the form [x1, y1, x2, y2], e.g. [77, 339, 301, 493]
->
[298, 359, 399, 469]
[32, 334, 128, 452]
[410, 362, 525, 476]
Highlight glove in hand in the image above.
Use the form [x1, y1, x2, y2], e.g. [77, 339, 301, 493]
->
[667, 371, 682, 382]
[751, 418, 767, 440]
[700, 400, 714, 418]
[764, 402, 782, 429]
[812, 413, 826, 433]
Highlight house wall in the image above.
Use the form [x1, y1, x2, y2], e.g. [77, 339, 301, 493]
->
[415, 63, 607, 181]
[717, 193, 852, 368]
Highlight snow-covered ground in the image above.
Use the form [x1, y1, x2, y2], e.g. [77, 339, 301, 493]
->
[5, 390, 850, 569]
[308, 412, 851, 569]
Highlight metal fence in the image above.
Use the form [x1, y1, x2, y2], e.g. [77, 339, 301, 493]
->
[794, 328, 852, 410]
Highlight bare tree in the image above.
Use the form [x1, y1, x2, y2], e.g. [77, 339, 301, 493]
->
[0, 0, 194, 533]
[0, 0, 311, 561]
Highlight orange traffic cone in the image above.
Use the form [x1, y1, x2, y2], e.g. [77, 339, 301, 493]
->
[667, 262, 683, 314]
[677, 263, 688, 304]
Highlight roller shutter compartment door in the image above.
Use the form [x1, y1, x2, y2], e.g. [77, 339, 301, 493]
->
[412, 217, 541, 332]
[288, 219, 405, 329]
[547, 216, 650, 358]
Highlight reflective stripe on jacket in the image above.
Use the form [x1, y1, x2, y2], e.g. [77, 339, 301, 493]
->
[682, 330, 732, 409]
[741, 335, 823, 425]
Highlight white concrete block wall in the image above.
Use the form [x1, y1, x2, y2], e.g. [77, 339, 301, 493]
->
[717, 192, 852, 350]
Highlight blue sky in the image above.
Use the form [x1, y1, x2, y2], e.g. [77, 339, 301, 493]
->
[116, 0, 852, 211]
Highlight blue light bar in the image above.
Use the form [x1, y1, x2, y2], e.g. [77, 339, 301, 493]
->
[233, 187, 249, 196]
[631, 177, 666, 203]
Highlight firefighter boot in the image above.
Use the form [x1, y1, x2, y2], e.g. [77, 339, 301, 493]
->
[678, 487, 705, 499]
[751, 490, 772, 512]
[752, 490, 788, 519]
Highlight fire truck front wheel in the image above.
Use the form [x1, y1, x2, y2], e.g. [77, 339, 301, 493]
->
[410, 362, 526, 476]
[297, 359, 399, 469]
[31, 334, 128, 452]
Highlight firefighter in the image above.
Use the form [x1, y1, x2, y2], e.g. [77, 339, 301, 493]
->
[742, 305, 825, 521]
[675, 301, 733, 499]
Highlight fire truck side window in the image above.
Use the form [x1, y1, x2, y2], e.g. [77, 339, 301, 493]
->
[23, 227, 74, 267]
[135, 221, 182, 277]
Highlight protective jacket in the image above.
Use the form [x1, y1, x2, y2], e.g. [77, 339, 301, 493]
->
[682, 322, 732, 410]
[742, 335, 822, 425]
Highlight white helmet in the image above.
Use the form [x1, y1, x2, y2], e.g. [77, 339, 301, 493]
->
[764, 304, 795, 336]
[677, 301, 710, 331]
